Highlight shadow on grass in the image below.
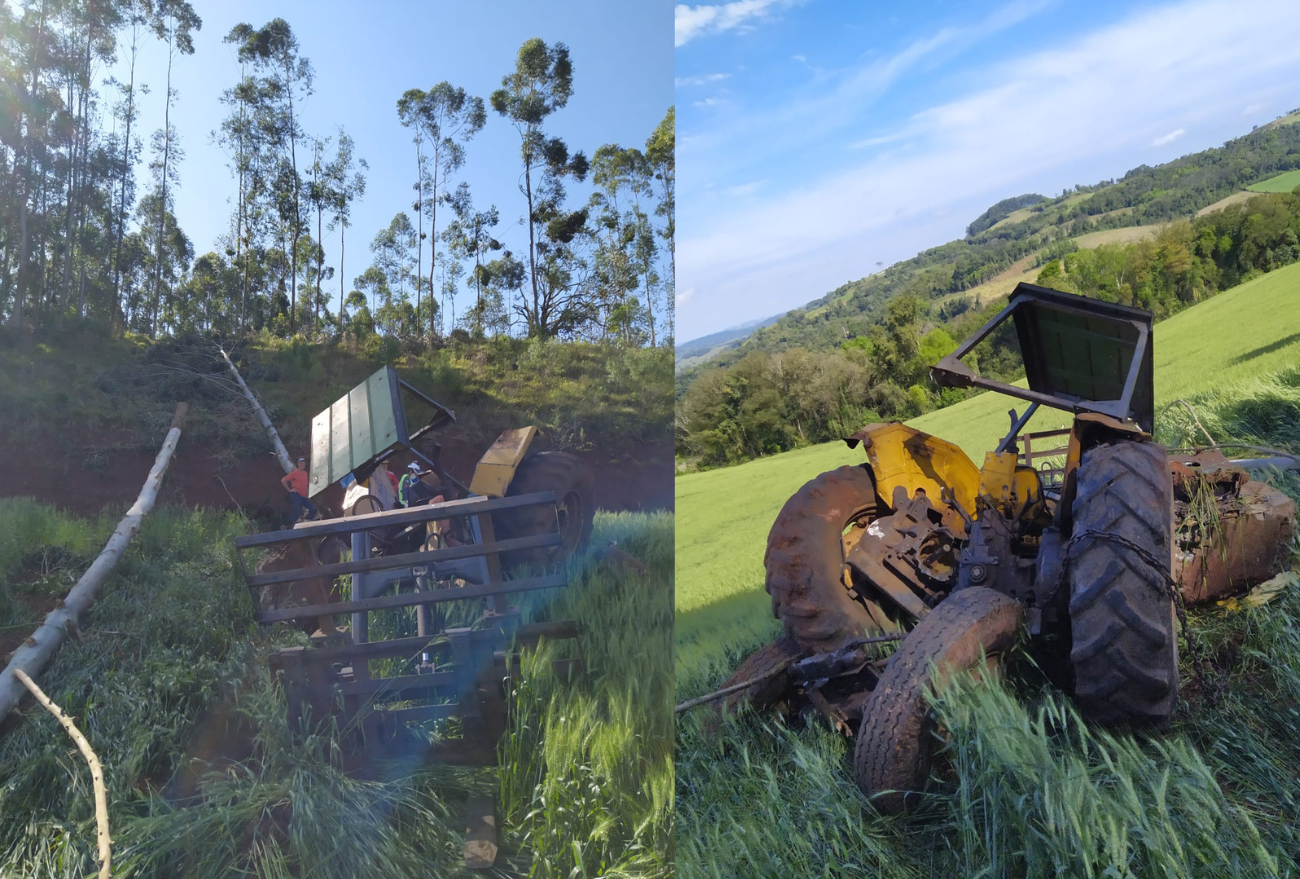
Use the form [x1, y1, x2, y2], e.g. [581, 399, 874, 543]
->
[1230, 332, 1300, 364]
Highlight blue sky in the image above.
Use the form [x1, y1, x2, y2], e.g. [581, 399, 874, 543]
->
[110, 0, 671, 326]
[674, 0, 1300, 342]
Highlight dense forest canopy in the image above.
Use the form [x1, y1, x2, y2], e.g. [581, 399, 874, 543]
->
[676, 111, 1300, 469]
[0, 2, 674, 346]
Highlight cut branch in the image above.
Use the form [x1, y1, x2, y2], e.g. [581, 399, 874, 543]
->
[13, 668, 112, 879]
[0, 402, 189, 722]
[219, 346, 293, 474]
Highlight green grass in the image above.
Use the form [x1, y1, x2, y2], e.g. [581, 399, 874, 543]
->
[1247, 168, 1300, 192]
[0, 502, 672, 877]
[676, 259, 1300, 877]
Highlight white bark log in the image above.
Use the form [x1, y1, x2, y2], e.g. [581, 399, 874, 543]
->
[13, 668, 112, 879]
[0, 402, 189, 721]
[219, 346, 293, 474]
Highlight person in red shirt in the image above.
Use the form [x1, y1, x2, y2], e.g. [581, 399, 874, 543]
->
[280, 457, 318, 524]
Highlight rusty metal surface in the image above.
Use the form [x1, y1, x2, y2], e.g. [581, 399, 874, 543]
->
[1170, 451, 1297, 604]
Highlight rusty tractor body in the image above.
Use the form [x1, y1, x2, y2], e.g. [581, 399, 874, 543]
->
[747, 283, 1296, 813]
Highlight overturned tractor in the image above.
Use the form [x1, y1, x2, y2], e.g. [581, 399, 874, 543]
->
[730, 283, 1296, 813]
[232, 367, 594, 816]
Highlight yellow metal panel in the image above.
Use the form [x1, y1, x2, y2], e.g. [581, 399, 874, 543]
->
[979, 451, 1043, 520]
[853, 422, 981, 515]
[469, 427, 538, 497]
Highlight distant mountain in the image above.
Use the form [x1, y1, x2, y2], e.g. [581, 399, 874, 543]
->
[676, 107, 1300, 386]
[675, 313, 783, 371]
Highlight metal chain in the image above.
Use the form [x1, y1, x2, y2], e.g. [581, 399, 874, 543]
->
[1063, 528, 1217, 701]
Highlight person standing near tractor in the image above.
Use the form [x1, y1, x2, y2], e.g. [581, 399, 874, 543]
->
[281, 456, 317, 524]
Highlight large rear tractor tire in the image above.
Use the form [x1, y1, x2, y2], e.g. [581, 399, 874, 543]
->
[765, 465, 882, 654]
[854, 587, 1022, 814]
[1068, 440, 1178, 726]
[493, 451, 595, 570]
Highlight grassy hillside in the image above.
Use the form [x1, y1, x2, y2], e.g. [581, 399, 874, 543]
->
[0, 503, 673, 877]
[676, 259, 1300, 877]
[1248, 168, 1300, 192]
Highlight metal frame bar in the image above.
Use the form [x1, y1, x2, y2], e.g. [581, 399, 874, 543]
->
[255, 573, 567, 623]
[931, 283, 1152, 425]
[245, 532, 560, 588]
[235, 491, 556, 548]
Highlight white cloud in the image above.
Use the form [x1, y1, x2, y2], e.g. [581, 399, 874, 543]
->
[676, 72, 732, 87]
[693, 97, 725, 108]
[1243, 103, 1264, 115]
[675, 0, 798, 48]
[678, 0, 1300, 338]
[1151, 128, 1186, 146]
[792, 54, 807, 62]
[677, 287, 697, 305]
[727, 180, 767, 196]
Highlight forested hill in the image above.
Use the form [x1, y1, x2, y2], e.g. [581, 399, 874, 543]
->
[676, 108, 1300, 469]
[677, 108, 1300, 391]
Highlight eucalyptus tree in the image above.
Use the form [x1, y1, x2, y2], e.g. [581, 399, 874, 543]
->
[491, 38, 590, 338]
[646, 106, 674, 335]
[396, 81, 485, 338]
[218, 22, 270, 332]
[142, 0, 200, 338]
[324, 128, 366, 328]
[306, 133, 330, 333]
[229, 18, 313, 332]
[441, 182, 501, 337]
[109, 1, 149, 327]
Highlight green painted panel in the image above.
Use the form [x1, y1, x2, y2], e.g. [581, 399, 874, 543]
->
[349, 384, 373, 464]
[308, 366, 411, 497]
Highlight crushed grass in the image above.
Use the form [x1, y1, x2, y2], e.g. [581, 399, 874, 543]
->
[0, 503, 672, 877]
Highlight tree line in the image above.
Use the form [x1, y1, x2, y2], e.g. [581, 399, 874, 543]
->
[677, 186, 1300, 468]
[0, 2, 673, 346]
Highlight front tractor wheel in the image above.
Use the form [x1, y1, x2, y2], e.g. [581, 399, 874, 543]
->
[1068, 440, 1178, 726]
[493, 451, 595, 570]
[854, 587, 1022, 814]
[765, 465, 887, 655]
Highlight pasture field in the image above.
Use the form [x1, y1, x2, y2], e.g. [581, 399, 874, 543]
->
[1073, 223, 1164, 248]
[1247, 168, 1300, 192]
[0, 504, 673, 878]
[1197, 189, 1262, 216]
[676, 259, 1300, 878]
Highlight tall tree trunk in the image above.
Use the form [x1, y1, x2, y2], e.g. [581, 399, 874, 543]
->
[112, 13, 140, 331]
[523, 156, 538, 335]
[415, 139, 423, 336]
[428, 149, 439, 339]
[286, 62, 299, 334]
[338, 222, 345, 328]
[152, 27, 175, 338]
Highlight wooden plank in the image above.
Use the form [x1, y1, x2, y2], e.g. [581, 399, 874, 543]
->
[380, 703, 462, 724]
[273, 619, 579, 666]
[256, 573, 567, 623]
[245, 532, 561, 588]
[373, 367, 402, 449]
[329, 672, 457, 698]
[464, 795, 498, 870]
[234, 491, 557, 548]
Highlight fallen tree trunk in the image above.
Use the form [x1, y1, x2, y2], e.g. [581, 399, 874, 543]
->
[0, 402, 190, 722]
[219, 346, 293, 474]
[14, 668, 112, 879]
